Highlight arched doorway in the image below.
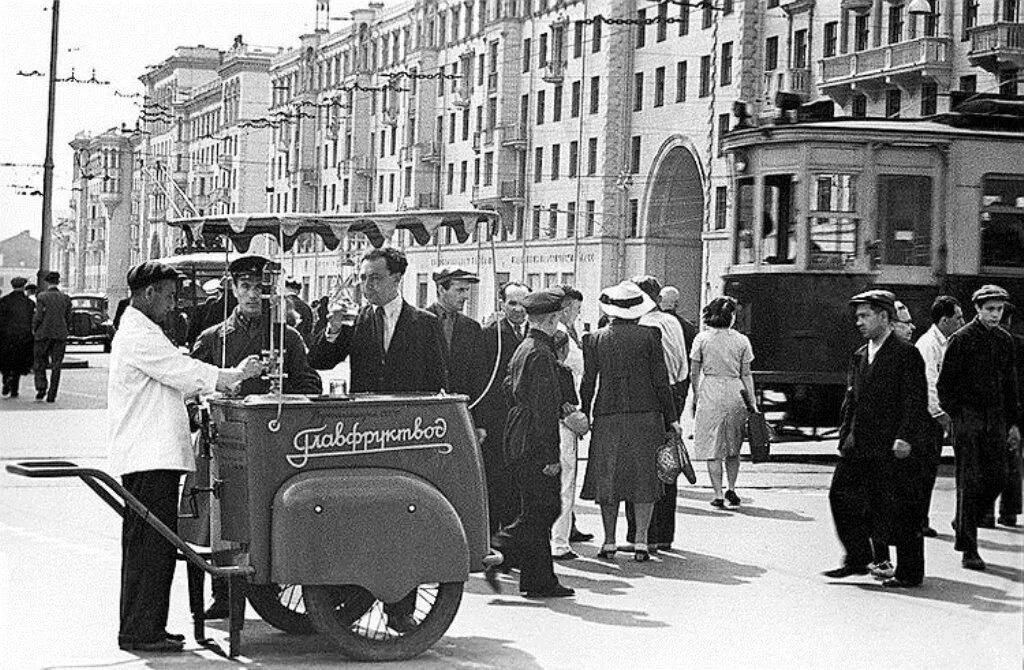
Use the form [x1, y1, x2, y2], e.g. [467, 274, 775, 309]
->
[644, 138, 704, 321]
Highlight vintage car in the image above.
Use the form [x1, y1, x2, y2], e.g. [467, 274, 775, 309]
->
[68, 294, 115, 352]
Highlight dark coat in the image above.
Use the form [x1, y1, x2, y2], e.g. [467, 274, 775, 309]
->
[425, 303, 487, 404]
[191, 309, 321, 395]
[0, 291, 35, 374]
[286, 294, 315, 346]
[474, 318, 527, 435]
[307, 300, 448, 393]
[32, 286, 71, 340]
[837, 334, 929, 459]
[579, 320, 677, 430]
[938, 317, 1020, 426]
[504, 330, 562, 466]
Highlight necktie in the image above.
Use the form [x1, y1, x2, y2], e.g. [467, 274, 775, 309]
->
[374, 305, 386, 355]
[441, 310, 455, 348]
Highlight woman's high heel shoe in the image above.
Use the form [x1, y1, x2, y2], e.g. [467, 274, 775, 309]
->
[634, 544, 651, 562]
[596, 544, 617, 559]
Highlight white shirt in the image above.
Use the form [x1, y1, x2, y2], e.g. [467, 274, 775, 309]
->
[557, 322, 584, 383]
[107, 306, 220, 476]
[916, 323, 949, 418]
[378, 293, 404, 353]
[867, 330, 891, 365]
[639, 309, 689, 384]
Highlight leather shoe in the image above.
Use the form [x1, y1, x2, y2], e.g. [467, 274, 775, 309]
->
[921, 526, 938, 538]
[119, 638, 184, 653]
[164, 631, 185, 642]
[962, 554, 986, 571]
[35, 391, 46, 401]
[882, 577, 921, 588]
[203, 601, 230, 620]
[979, 516, 996, 529]
[822, 565, 869, 579]
[523, 584, 575, 598]
[552, 550, 579, 561]
[388, 614, 418, 634]
[570, 529, 594, 543]
[997, 515, 1018, 527]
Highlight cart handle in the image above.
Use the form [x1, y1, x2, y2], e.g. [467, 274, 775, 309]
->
[5, 460, 253, 580]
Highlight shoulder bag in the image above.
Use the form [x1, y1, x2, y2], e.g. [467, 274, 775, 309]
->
[741, 389, 772, 463]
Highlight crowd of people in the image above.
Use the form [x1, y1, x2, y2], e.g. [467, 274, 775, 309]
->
[0, 271, 72, 402]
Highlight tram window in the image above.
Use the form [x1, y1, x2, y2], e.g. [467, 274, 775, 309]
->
[980, 175, 1024, 269]
[734, 178, 754, 264]
[878, 175, 932, 266]
[809, 174, 859, 269]
[763, 175, 796, 265]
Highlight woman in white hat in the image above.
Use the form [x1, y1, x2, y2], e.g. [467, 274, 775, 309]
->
[690, 296, 757, 509]
[579, 281, 680, 561]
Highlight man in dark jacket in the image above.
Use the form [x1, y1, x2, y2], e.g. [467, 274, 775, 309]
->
[475, 281, 531, 533]
[938, 285, 1021, 570]
[32, 270, 72, 402]
[425, 266, 486, 404]
[495, 287, 574, 598]
[284, 277, 314, 346]
[825, 290, 929, 587]
[0, 277, 35, 398]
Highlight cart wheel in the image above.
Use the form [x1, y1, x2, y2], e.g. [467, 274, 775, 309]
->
[304, 582, 463, 662]
[246, 583, 315, 635]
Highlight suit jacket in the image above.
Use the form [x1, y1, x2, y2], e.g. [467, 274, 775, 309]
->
[474, 318, 527, 433]
[579, 320, 677, 430]
[0, 291, 35, 374]
[32, 287, 72, 340]
[425, 303, 486, 403]
[838, 334, 928, 459]
[307, 300, 448, 393]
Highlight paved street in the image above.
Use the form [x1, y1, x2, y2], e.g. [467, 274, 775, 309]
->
[1, 352, 1021, 669]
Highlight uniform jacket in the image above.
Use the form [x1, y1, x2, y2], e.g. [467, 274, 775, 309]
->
[579, 320, 677, 430]
[32, 286, 71, 340]
[426, 303, 486, 404]
[504, 330, 562, 465]
[307, 300, 447, 393]
[937, 317, 1020, 426]
[191, 309, 321, 395]
[0, 290, 35, 374]
[838, 334, 929, 459]
[475, 318, 527, 434]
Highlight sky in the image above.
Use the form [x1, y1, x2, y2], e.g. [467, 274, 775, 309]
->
[0, 0, 364, 245]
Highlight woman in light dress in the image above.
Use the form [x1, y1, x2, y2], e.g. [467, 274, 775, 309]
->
[690, 297, 757, 508]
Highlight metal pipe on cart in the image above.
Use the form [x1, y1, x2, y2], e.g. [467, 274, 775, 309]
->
[467, 224, 503, 411]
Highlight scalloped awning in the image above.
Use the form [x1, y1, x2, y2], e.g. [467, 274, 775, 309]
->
[167, 210, 504, 252]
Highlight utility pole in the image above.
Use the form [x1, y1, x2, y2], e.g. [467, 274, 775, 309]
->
[39, 0, 60, 279]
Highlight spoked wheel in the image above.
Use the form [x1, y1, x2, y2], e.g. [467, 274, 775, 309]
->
[304, 582, 463, 662]
[246, 583, 315, 635]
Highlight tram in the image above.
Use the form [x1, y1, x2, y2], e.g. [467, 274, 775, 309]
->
[720, 95, 1024, 428]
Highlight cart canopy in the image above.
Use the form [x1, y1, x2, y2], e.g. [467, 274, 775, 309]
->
[167, 210, 502, 252]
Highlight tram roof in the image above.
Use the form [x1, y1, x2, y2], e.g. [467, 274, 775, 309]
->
[166, 210, 503, 253]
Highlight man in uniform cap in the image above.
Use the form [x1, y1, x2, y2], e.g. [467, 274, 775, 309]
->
[938, 284, 1020, 570]
[493, 287, 574, 597]
[110, 260, 262, 652]
[426, 266, 486, 406]
[825, 289, 929, 587]
[31, 270, 72, 402]
[0, 277, 35, 398]
[283, 277, 314, 346]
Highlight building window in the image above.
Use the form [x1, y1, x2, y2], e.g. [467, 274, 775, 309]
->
[628, 199, 640, 237]
[963, 0, 979, 37]
[852, 94, 868, 117]
[921, 84, 937, 115]
[630, 136, 641, 174]
[765, 36, 779, 71]
[522, 38, 531, 72]
[574, 21, 583, 58]
[855, 15, 870, 51]
[714, 186, 728, 230]
[654, 66, 665, 107]
[553, 84, 563, 121]
[885, 89, 902, 118]
[551, 144, 560, 180]
[449, 112, 457, 143]
[980, 175, 1024, 268]
[657, 2, 668, 42]
[590, 76, 600, 114]
[568, 140, 579, 177]
[538, 32, 548, 68]
[534, 147, 543, 183]
[717, 113, 730, 155]
[636, 9, 647, 48]
[679, 2, 690, 35]
[959, 74, 977, 93]
[404, 167, 412, 196]
[531, 206, 541, 239]
[823, 22, 838, 57]
[592, 16, 602, 52]
[702, 3, 713, 29]
[571, 80, 581, 117]
[460, 161, 468, 193]
[548, 204, 558, 238]
[566, 202, 577, 238]
[587, 137, 598, 176]
[462, 109, 470, 140]
[721, 42, 733, 86]
[888, 5, 904, 44]
[793, 30, 808, 69]
[447, 163, 454, 194]
[634, 72, 645, 111]
[536, 90, 546, 125]
[676, 61, 687, 102]
[699, 55, 711, 97]
[585, 200, 596, 236]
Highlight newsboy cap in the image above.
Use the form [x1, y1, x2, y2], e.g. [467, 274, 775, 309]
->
[44, 271, 60, 284]
[10, 276, 27, 289]
[228, 255, 279, 280]
[127, 261, 183, 291]
[284, 276, 303, 290]
[431, 265, 480, 284]
[971, 284, 1009, 304]
[849, 289, 896, 312]
[523, 287, 566, 315]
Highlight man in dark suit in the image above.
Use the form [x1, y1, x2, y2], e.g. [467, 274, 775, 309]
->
[825, 290, 929, 587]
[475, 281, 531, 534]
[0, 277, 35, 398]
[32, 270, 72, 402]
[284, 277, 315, 346]
[425, 266, 486, 404]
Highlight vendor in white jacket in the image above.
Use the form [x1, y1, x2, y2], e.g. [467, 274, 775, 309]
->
[108, 260, 261, 654]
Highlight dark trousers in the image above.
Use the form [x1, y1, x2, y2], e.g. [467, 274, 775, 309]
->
[481, 432, 520, 533]
[953, 408, 1008, 555]
[919, 419, 944, 528]
[496, 461, 560, 593]
[997, 447, 1022, 518]
[2, 370, 23, 396]
[119, 470, 183, 645]
[33, 338, 66, 399]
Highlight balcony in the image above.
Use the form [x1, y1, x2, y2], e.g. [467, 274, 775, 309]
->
[819, 36, 953, 93]
[352, 200, 375, 213]
[471, 183, 499, 207]
[499, 123, 527, 150]
[968, 22, 1024, 71]
[499, 180, 525, 202]
[351, 156, 374, 176]
[419, 141, 442, 164]
[786, 68, 813, 99]
[542, 60, 566, 84]
[416, 191, 439, 209]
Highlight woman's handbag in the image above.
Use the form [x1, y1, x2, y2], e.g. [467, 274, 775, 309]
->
[741, 389, 772, 463]
[656, 430, 698, 485]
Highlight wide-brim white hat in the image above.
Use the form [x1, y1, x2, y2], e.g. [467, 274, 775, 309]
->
[599, 281, 656, 320]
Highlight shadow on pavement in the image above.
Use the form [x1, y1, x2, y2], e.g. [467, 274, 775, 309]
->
[850, 576, 1023, 614]
[719, 504, 815, 522]
[558, 547, 767, 587]
[929, 532, 1024, 553]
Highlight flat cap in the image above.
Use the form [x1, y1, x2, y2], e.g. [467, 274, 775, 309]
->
[431, 265, 480, 284]
[849, 289, 896, 312]
[228, 255, 279, 279]
[523, 287, 566, 315]
[44, 271, 60, 284]
[10, 276, 27, 289]
[284, 276, 303, 290]
[127, 261, 183, 292]
[972, 284, 1010, 304]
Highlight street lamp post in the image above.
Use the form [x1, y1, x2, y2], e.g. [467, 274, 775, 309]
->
[39, 0, 61, 279]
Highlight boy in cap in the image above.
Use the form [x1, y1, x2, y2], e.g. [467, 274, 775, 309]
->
[938, 285, 1021, 570]
[109, 261, 262, 652]
[495, 287, 574, 598]
[31, 270, 71, 402]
